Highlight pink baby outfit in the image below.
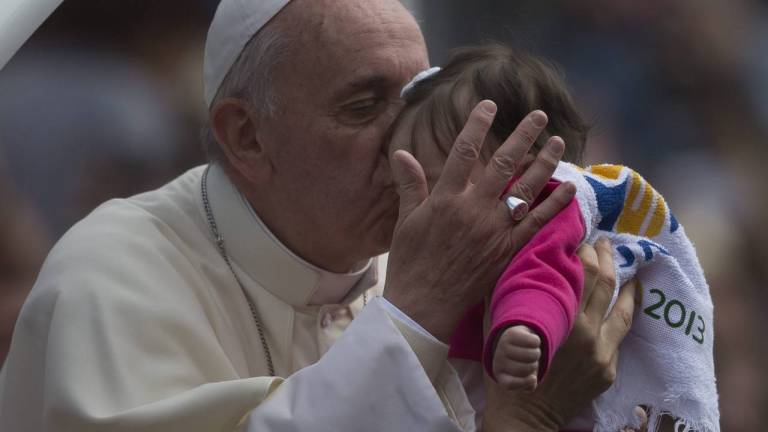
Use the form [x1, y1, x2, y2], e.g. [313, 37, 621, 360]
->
[448, 180, 586, 380]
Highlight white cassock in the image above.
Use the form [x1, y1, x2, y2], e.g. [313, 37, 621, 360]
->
[0, 163, 477, 431]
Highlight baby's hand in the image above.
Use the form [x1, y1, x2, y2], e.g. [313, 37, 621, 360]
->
[492, 325, 541, 391]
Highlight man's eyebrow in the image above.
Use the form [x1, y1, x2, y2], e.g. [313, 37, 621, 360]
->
[332, 75, 392, 101]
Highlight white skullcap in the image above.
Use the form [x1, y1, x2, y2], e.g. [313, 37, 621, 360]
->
[204, 0, 292, 108]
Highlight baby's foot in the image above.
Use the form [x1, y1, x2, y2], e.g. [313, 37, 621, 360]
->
[492, 325, 541, 391]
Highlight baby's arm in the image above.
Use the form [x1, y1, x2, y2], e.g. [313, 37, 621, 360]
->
[486, 182, 586, 390]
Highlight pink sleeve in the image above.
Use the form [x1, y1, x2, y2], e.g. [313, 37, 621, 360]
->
[483, 182, 586, 380]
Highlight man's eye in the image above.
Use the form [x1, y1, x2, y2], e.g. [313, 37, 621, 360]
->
[339, 99, 382, 123]
[348, 104, 376, 115]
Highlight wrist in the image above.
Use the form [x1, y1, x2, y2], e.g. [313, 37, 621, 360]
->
[383, 288, 460, 343]
[515, 393, 565, 431]
[485, 391, 564, 432]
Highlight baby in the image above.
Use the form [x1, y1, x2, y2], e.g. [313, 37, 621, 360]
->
[388, 43, 718, 431]
[389, 43, 589, 391]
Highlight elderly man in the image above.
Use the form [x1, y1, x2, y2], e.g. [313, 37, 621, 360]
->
[0, 1, 637, 431]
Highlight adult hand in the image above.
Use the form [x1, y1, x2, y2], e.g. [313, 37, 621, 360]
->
[384, 101, 575, 343]
[483, 239, 641, 431]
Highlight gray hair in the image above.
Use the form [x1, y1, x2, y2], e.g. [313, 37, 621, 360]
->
[201, 21, 290, 161]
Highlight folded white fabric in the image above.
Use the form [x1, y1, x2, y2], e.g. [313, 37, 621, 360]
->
[0, 0, 64, 71]
[554, 162, 719, 432]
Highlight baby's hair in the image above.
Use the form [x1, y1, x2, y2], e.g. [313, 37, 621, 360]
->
[400, 42, 589, 165]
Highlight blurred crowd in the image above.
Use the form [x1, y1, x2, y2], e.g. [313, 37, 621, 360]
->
[1, 1, 765, 430]
[0, 0, 213, 364]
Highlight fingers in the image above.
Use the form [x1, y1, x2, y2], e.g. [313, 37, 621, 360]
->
[496, 373, 538, 392]
[603, 279, 638, 348]
[512, 181, 576, 244]
[498, 325, 541, 348]
[391, 150, 428, 223]
[496, 345, 542, 363]
[584, 238, 616, 320]
[433, 100, 497, 195]
[475, 110, 549, 200]
[577, 244, 599, 314]
[634, 406, 649, 432]
[503, 136, 565, 204]
[621, 406, 650, 432]
[494, 359, 539, 378]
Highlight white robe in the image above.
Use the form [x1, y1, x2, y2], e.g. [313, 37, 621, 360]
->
[0, 163, 476, 431]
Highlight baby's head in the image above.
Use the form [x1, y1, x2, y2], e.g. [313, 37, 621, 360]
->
[389, 43, 589, 189]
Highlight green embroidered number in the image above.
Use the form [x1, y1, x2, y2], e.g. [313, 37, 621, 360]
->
[643, 288, 706, 344]
[693, 315, 705, 344]
[664, 300, 686, 328]
[684, 310, 697, 335]
[643, 289, 665, 320]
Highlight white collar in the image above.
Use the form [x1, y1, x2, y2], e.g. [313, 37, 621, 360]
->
[204, 162, 378, 306]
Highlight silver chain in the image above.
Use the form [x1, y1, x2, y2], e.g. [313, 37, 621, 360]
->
[200, 165, 368, 378]
[201, 166, 275, 376]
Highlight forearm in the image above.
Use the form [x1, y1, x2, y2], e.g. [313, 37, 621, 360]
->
[486, 197, 585, 377]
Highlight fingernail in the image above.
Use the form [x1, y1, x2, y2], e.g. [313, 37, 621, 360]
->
[549, 137, 565, 155]
[481, 100, 497, 115]
[633, 406, 648, 422]
[531, 110, 548, 127]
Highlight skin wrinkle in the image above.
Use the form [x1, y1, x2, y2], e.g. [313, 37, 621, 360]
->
[215, 0, 428, 273]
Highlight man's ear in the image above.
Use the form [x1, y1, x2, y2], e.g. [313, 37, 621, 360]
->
[210, 98, 272, 185]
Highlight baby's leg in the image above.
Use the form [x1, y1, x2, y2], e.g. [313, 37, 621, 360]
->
[492, 325, 541, 391]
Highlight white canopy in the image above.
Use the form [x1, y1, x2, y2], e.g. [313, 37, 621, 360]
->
[0, 0, 63, 70]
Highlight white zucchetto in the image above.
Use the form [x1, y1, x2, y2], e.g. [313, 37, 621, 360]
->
[204, 0, 292, 108]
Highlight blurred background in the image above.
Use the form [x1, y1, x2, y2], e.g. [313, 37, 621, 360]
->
[0, 1, 765, 429]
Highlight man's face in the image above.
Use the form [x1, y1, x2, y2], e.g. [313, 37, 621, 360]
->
[256, 0, 429, 269]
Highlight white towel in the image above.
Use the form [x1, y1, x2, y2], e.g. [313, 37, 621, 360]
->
[553, 162, 719, 432]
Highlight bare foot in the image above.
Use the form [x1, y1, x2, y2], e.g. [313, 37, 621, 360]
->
[492, 325, 541, 391]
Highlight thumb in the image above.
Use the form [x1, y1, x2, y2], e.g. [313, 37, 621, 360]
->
[391, 149, 428, 224]
[603, 279, 638, 349]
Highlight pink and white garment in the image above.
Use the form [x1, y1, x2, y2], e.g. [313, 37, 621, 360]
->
[449, 162, 719, 432]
